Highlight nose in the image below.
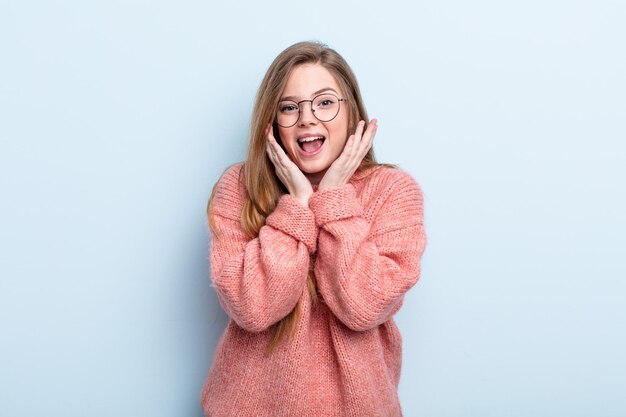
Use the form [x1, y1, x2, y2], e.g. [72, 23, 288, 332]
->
[298, 101, 317, 126]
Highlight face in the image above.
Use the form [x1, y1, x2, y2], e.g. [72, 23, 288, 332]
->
[276, 63, 350, 184]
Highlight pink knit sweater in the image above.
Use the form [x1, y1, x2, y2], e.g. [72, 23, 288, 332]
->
[201, 163, 426, 417]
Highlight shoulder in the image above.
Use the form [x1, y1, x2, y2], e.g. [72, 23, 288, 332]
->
[353, 165, 424, 202]
[211, 162, 246, 220]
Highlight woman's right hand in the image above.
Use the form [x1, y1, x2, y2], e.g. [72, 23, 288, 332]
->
[265, 125, 313, 207]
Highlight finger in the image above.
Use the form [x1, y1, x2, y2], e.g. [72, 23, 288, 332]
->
[337, 134, 356, 164]
[266, 126, 285, 156]
[360, 119, 377, 142]
[347, 119, 365, 146]
[267, 136, 286, 168]
[268, 135, 299, 176]
[348, 120, 367, 158]
[266, 141, 278, 166]
[358, 119, 378, 154]
[266, 132, 285, 164]
[353, 120, 365, 143]
[268, 137, 290, 169]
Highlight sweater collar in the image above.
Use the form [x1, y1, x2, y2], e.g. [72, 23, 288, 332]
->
[311, 165, 384, 191]
[351, 164, 384, 181]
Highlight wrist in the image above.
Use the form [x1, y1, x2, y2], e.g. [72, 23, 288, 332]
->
[309, 183, 363, 226]
[318, 177, 345, 191]
[293, 192, 311, 207]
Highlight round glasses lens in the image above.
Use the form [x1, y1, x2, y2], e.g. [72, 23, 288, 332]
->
[277, 100, 299, 127]
[312, 94, 340, 122]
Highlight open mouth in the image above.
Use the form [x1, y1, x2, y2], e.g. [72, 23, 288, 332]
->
[297, 136, 326, 153]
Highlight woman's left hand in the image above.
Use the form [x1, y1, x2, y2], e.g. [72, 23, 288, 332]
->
[318, 119, 378, 190]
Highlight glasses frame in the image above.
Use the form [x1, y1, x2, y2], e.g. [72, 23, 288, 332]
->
[275, 93, 348, 128]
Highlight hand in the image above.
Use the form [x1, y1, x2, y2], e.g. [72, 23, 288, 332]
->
[318, 119, 378, 190]
[265, 125, 314, 207]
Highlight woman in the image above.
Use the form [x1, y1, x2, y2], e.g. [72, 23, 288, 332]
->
[202, 41, 427, 417]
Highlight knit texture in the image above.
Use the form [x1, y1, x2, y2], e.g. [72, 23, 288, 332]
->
[201, 163, 427, 417]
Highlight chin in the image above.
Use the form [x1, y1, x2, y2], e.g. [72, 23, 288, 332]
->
[298, 159, 331, 175]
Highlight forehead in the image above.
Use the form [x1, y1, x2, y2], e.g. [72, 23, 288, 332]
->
[281, 63, 341, 99]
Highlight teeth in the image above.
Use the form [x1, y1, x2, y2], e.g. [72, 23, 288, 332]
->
[298, 136, 324, 143]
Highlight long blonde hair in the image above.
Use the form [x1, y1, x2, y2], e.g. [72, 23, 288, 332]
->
[207, 41, 381, 353]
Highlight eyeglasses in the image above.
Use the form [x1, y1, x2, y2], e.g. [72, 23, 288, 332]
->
[276, 93, 348, 128]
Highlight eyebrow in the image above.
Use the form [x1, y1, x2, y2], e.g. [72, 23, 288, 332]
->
[279, 87, 339, 102]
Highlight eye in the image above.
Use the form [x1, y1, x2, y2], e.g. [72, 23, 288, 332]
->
[315, 95, 337, 108]
[279, 103, 298, 113]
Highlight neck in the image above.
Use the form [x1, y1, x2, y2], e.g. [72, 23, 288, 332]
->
[305, 169, 327, 186]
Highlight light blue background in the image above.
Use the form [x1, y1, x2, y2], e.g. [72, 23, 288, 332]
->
[1, 0, 625, 416]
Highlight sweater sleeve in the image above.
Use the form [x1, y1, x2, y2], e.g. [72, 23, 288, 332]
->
[309, 170, 426, 331]
[208, 165, 318, 333]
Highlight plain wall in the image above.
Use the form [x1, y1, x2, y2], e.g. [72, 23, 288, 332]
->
[1, 0, 625, 416]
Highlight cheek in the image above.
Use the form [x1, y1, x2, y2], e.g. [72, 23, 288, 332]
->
[334, 136, 348, 154]
[336, 109, 351, 140]
[327, 131, 347, 158]
[276, 127, 297, 156]
[330, 119, 350, 148]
